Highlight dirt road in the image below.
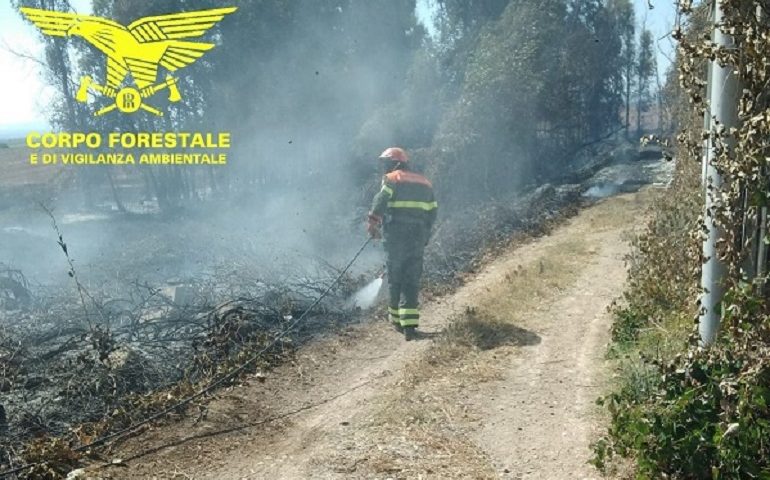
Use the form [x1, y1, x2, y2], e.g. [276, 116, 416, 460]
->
[98, 190, 650, 480]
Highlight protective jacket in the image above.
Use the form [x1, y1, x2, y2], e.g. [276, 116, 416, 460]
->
[369, 169, 437, 233]
[369, 168, 437, 329]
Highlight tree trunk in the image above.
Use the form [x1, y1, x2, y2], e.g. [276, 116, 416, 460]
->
[636, 73, 643, 136]
[625, 62, 631, 136]
[106, 169, 127, 213]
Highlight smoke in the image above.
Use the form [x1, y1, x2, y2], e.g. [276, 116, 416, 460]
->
[0, 2, 430, 291]
[583, 184, 620, 199]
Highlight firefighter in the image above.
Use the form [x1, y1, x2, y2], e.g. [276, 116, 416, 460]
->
[367, 147, 437, 341]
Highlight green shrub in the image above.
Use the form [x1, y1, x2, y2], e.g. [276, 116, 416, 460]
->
[611, 306, 651, 345]
[595, 333, 770, 479]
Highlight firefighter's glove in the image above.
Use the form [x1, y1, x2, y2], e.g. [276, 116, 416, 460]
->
[367, 213, 382, 239]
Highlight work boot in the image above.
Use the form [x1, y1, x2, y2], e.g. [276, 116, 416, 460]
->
[403, 326, 417, 341]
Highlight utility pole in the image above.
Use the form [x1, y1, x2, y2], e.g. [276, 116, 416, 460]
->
[699, 0, 739, 346]
[701, 49, 713, 186]
[756, 5, 767, 281]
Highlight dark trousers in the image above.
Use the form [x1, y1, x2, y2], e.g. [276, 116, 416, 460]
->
[385, 222, 427, 327]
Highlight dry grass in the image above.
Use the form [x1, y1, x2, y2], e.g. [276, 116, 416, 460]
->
[581, 189, 657, 233]
[0, 143, 62, 187]
[325, 199, 641, 478]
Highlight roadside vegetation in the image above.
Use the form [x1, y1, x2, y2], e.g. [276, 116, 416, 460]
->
[594, 3, 770, 477]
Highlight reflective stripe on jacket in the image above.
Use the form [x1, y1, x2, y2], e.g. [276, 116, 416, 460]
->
[370, 169, 437, 232]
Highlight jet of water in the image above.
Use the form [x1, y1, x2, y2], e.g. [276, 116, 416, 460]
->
[350, 276, 383, 309]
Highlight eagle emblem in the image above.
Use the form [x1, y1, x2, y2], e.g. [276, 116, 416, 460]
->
[20, 6, 237, 116]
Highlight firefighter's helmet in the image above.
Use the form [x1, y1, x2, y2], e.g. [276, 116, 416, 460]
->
[378, 147, 409, 163]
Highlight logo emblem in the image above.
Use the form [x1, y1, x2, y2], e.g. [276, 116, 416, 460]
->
[21, 7, 237, 117]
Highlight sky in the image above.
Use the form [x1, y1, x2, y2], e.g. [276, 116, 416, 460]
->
[0, 0, 91, 131]
[639, 0, 679, 75]
[0, 0, 678, 132]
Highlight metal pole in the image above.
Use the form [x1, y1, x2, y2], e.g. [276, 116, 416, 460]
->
[758, 207, 768, 277]
[699, 0, 739, 346]
[754, 6, 768, 285]
[702, 63, 713, 186]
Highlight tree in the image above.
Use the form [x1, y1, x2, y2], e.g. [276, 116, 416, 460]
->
[636, 28, 656, 134]
[561, 0, 627, 141]
[425, 0, 631, 207]
[14, 0, 95, 205]
[605, 0, 635, 135]
[431, 0, 509, 100]
[429, 0, 562, 201]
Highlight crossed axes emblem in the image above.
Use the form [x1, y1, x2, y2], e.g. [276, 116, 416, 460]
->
[76, 74, 182, 117]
